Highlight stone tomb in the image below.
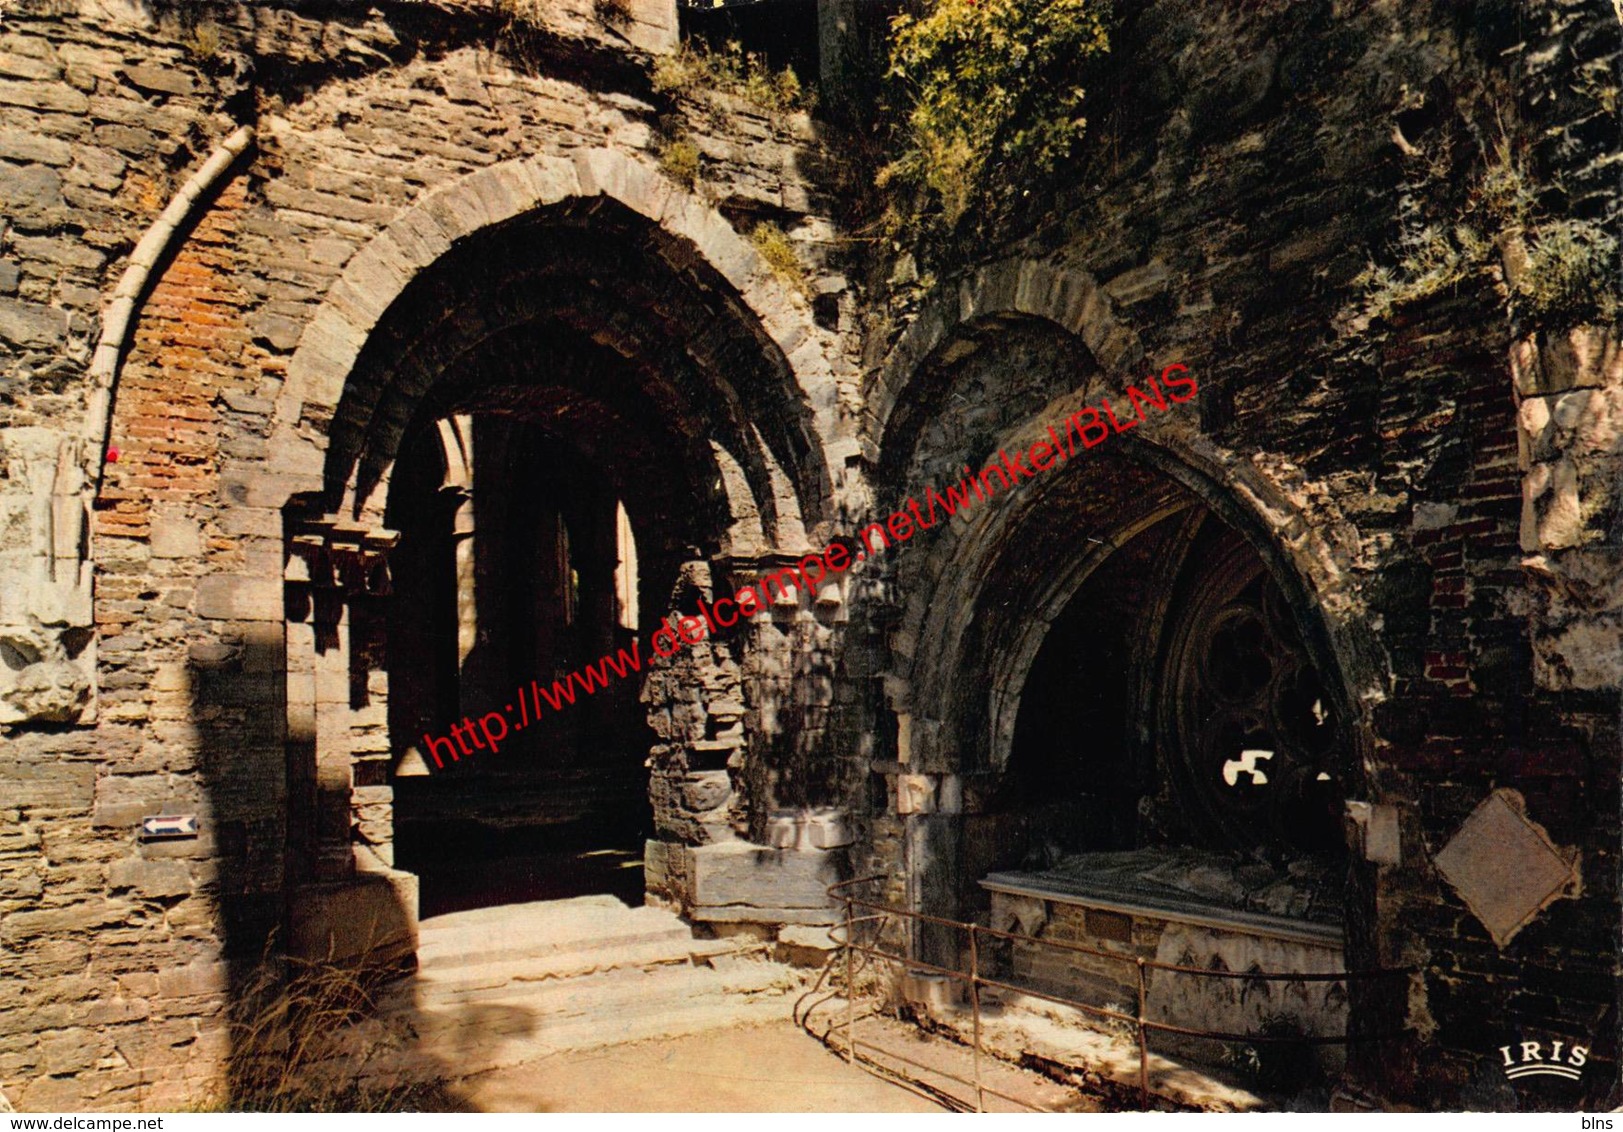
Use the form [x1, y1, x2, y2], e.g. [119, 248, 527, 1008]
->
[981, 848, 1347, 1079]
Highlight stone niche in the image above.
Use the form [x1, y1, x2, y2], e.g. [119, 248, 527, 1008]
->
[982, 847, 1348, 1077]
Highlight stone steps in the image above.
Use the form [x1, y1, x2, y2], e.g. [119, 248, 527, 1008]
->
[403, 937, 748, 1004]
[411, 958, 796, 1043]
[414, 893, 697, 967]
[365, 894, 807, 1078]
[403, 995, 799, 1077]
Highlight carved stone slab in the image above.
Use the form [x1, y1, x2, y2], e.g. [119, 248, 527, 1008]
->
[1433, 789, 1579, 948]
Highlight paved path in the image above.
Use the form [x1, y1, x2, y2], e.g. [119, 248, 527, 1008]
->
[458, 1020, 946, 1112]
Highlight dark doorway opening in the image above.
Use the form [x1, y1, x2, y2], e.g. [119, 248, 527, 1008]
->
[387, 414, 654, 918]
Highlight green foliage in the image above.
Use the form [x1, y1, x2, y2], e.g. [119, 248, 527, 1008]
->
[1357, 135, 1619, 328]
[881, 0, 1110, 230]
[653, 40, 809, 114]
[182, 19, 223, 62]
[1516, 217, 1620, 324]
[750, 221, 813, 298]
[1354, 222, 1483, 324]
[657, 137, 701, 188]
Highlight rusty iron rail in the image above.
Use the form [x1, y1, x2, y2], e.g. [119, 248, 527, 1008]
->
[823, 875, 1412, 1112]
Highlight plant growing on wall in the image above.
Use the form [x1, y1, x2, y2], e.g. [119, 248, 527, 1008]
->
[879, 0, 1110, 231]
[1357, 134, 1619, 330]
[653, 39, 809, 114]
[750, 221, 815, 299]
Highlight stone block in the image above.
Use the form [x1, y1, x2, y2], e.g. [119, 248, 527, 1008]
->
[220, 466, 322, 509]
[623, 0, 678, 54]
[108, 858, 191, 899]
[689, 841, 843, 920]
[779, 924, 837, 950]
[0, 900, 133, 943]
[1345, 801, 1401, 866]
[122, 64, 194, 96]
[156, 959, 229, 1000]
[247, 310, 304, 352]
[0, 127, 70, 165]
[1531, 615, 1623, 692]
[1103, 259, 1170, 304]
[16, 1075, 94, 1113]
[901, 971, 961, 1012]
[195, 574, 283, 621]
[382, 209, 453, 272]
[0, 79, 87, 114]
[325, 250, 409, 332]
[1520, 455, 1584, 552]
[0, 295, 68, 347]
[990, 893, 1049, 937]
[0, 867, 43, 900]
[288, 869, 417, 966]
[774, 923, 838, 967]
[40, 1030, 103, 1075]
[91, 122, 155, 156]
[896, 773, 935, 815]
[1434, 789, 1578, 948]
[679, 770, 731, 813]
[149, 514, 201, 559]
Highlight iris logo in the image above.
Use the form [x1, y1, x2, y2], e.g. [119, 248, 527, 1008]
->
[1499, 1038, 1588, 1082]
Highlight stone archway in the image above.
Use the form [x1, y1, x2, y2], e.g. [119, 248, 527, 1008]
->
[267, 149, 840, 524]
[249, 150, 843, 948]
[856, 274, 1395, 1073]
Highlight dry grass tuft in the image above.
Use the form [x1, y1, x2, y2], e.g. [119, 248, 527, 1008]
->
[198, 947, 460, 1113]
[1356, 133, 1618, 329]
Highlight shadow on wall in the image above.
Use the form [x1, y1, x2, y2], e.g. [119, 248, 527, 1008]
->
[185, 637, 485, 1110]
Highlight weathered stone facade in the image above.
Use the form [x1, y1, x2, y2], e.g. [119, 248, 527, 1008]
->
[0, 0, 1617, 1113]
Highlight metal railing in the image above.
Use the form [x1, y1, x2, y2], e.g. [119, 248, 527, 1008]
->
[809, 875, 1412, 1112]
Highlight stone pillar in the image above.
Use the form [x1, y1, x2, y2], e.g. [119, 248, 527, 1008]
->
[1512, 324, 1623, 691]
[285, 513, 416, 965]
[644, 553, 852, 930]
[450, 485, 476, 670]
[437, 415, 480, 713]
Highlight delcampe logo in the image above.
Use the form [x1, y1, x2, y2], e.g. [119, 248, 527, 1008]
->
[1499, 1038, 1589, 1083]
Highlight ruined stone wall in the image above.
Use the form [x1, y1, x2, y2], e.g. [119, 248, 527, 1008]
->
[1, 4, 262, 1108]
[847, 0, 1621, 1109]
[0, 0, 1616, 1113]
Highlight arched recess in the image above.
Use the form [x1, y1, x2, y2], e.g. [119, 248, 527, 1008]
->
[268, 149, 838, 534]
[864, 291, 1397, 1061]
[265, 151, 839, 923]
[863, 255, 1141, 453]
[893, 408, 1380, 786]
[863, 276, 1382, 828]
